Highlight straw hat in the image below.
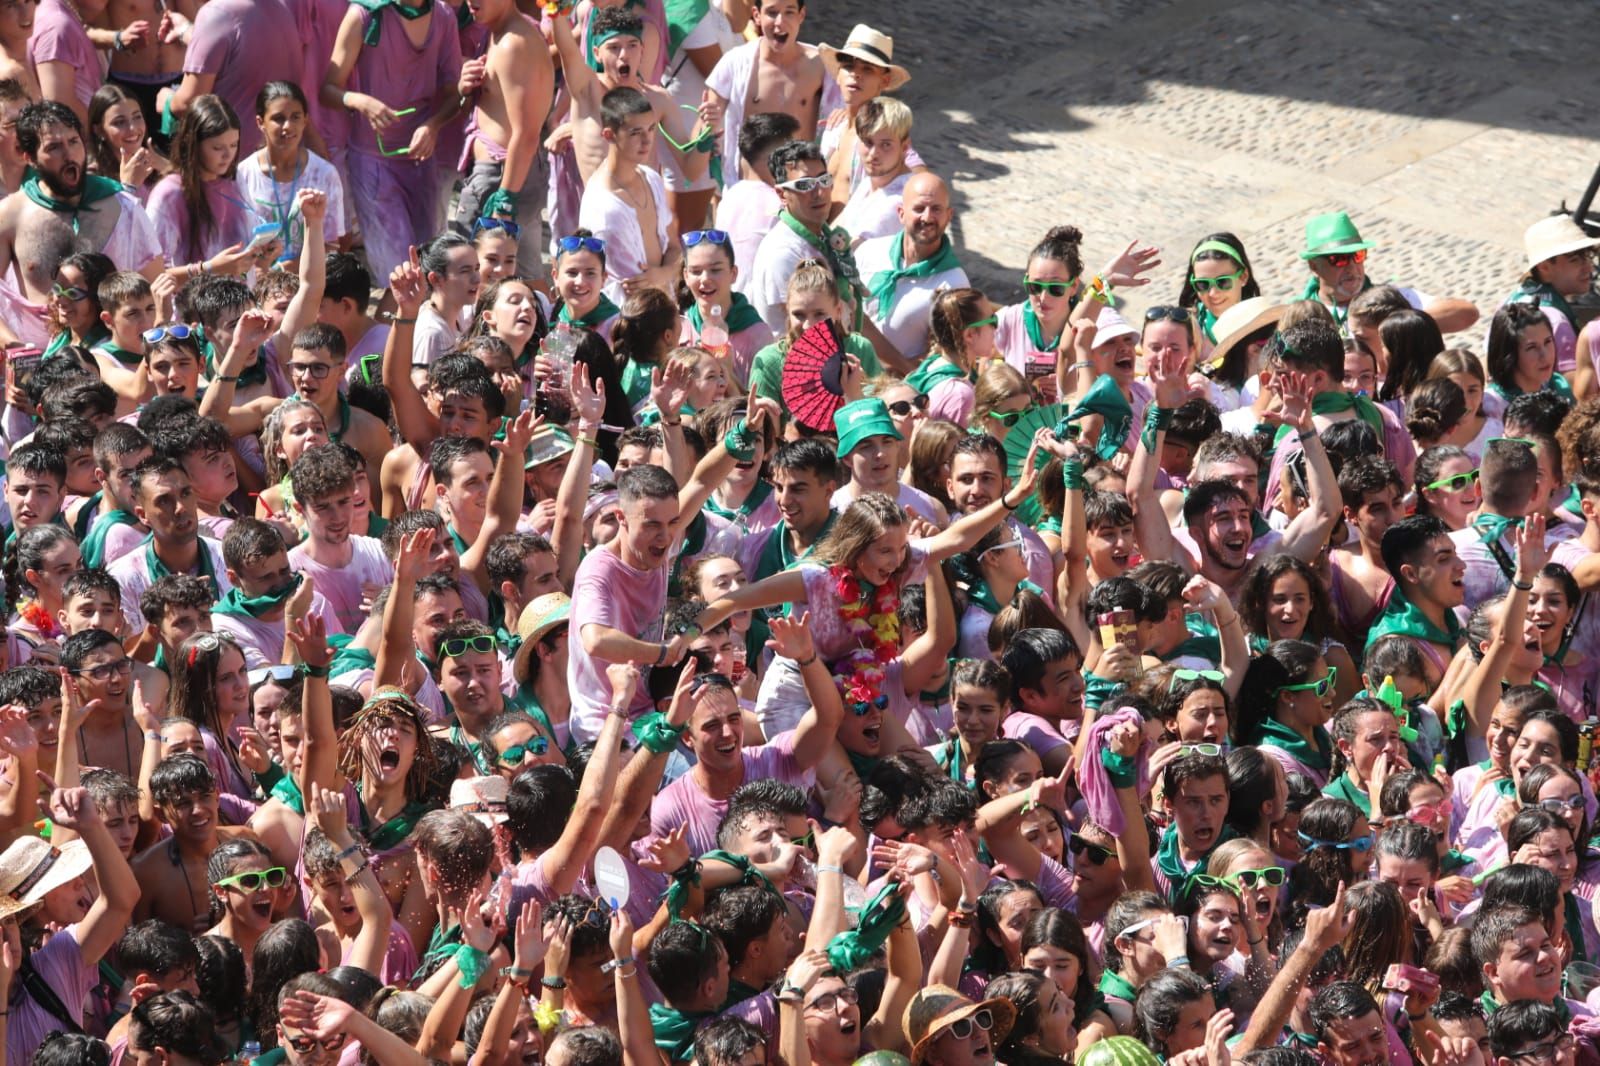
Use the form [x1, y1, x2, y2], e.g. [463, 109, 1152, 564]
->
[1524, 215, 1600, 271]
[1207, 297, 1287, 369]
[820, 25, 911, 92]
[902, 985, 1015, 1066]
[512, 592, 572, 688]
[447, 775, 509, 825]
[0, 837, 92, 921]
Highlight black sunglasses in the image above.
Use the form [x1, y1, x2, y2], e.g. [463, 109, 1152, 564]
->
[1068, 833, 1112, 865]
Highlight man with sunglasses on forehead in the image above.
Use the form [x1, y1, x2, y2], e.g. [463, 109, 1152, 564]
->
[1298, 211, 1478, 336]
[853, 172, 964, 368]
[747, 140, 853, 334]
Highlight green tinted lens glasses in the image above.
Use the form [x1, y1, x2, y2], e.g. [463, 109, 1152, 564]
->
[1228, 866, 1286, 889]
[441, 634, 498, 659]
[1190, 270, 1245, 294]
[1422, 468, 1479, 492]
[497, 737, 550, 764]
[988, 408, 1026, 427]
[1022, 276, 1077, 297]
[215, 867, 287, 892]
[1278, 666, 1337, 698]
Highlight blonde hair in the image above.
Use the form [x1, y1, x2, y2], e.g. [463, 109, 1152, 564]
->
[928, 288, 989, 369]
[970, 362, 1029, 431]
[812, 493, 912, 583]
[1205, 837, 1274, 877]
[907, 419, 963, 512]
[1427, 347, 1487, 386]
[784, 261, 842, 341]
[664, 344, 712, 374]
[854, 96, 913, 142]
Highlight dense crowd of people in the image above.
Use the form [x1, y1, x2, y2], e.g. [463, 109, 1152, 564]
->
[0, 1, 1592, 1066]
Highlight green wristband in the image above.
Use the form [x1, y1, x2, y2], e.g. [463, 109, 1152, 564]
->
[1063, 458, 1086, 492]
[723, 418, 757, 462]
[634, 711, 688, 755]
[1140, 404, 1173, 453]
[1100, 748, 1136, 789]
[455, 943, 489, 988]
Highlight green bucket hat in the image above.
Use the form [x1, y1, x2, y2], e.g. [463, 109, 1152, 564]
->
[834, 397, 902, 458]
[1300, 211, 1376, 260]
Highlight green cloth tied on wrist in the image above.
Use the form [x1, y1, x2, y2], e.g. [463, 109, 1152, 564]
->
[665, 849, 776, 919]
[454, 943, 489, 988]
[1141, 404, 1173, 454]
[481, 188, 517, 219]
[824, 880, 907, 971]
[634, 711, 687, 755]
[1063, 458, 1086, 492]
[723, 418, 757, 462]
[1101, 748, 1137, 789]
[160, 96, 177, 139]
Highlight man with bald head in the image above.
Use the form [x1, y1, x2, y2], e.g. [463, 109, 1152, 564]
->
[853, 170, 967, 363]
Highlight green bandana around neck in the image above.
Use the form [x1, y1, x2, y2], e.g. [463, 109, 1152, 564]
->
[1298, 273, 1373, 329]
[1489, 371, 1574, 406]
[213, 573, 303, 620]
[79, 506, 139, 570]
[903, 354, 967, 395]
[559, 294, 620, 330]
[1098, 968, 1138, 1004]
[1472, 511, 1524, 546]
[649, 1002, 713, 1062]
[703, 477, 772, 524]
[144, 536, 219, 596]
[1272, 390, 1384, 448]
[967, 577, 1043, 616]
[687, 292, 763, 336]
[1322, 772, 1373, 816]
[1510, 279, 1577, 330]
[867, 235, 960, 317]
[1197, 303, 1218, 344]
[352, 0, 434, 46]
[776, 210, 859, 314]
[21, 169, 122, 232]
[1367, 588, 1463, 653]
[1022, 299, 1065, 354]
[1478, 990, 1572, 1028]
[1065, 374, 1133, 462]
[1155, 823, 1235, 902]
[96, 343, 143, 369]
[359, 797, 431, 852]
[270, 773, 304, 815]
[1252, 717, 1333, 771]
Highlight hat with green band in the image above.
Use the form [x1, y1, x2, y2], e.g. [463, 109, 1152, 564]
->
[1300, 211, 1376, 260]
[833, 397, 902, 458]
[525, 427, 575, 470]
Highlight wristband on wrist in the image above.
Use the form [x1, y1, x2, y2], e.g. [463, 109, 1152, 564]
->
[145, 730, 163, 741]
[1068, 360, 1093, 371]
[393, 316, 418, 325]
[335, 842, 363, 861]
[722, 418, 757, 462]
[540, 975, 567, 989]
[1168, 954, 1190, 969]
[600, 957, 633, 974]
[1063, 458, 1086, 492]
[1000, 492, 1019, 511]
[634, 711, 688, 755]
[815, 863, 843, 875]
[1513, 577, 1534, 591]
[795, 652, 817, 667]
[1297, 426, 1318, 443]
[300, 662, 329, 679]
[1141, 403, 1172, 453]
[653, 642, 668, 666]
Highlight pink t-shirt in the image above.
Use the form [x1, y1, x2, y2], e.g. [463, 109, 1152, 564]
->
[1001, 711, 1071, 759]
[795, 544, 929, 663]
[567, 544, 668, 743]
[995, 302, 1062, 386]
[345, 5, 462, 160]
[29, 0, 99, 110]
[289, 535, 395, 634]
[183, 0, 302, 158]
[6, 923, 97, 1066]
[146, 175, 254, 268]
[648, 729, 811, 857]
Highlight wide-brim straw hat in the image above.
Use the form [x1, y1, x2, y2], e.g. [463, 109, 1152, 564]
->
[903, 985, 1015, 1066]
[0, 837, 92, 921]
[820, 25, 911, 92]
[511, 592, 572, 689]
[1208, 297, 1287, 368]
[1524, 215, 1600, 271]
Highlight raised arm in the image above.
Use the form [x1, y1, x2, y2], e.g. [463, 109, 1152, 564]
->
[383, 252, 443, 447]
[418, 889, 496, 1054]
[1183, 575, 1248, 700]
[598, 659, 699, 851]
[0, 707, 40, 840]
[280, 990, 428, 1066]
[900, 558, 954, 694]
[309, 784, 392, 976]
[1237, 882, 1353, 1054]
[608, 909, 658, 1066]
[554, 364, 606, 590]
[865, 883, 920, 1055]
[537, 665, 633, 893]
[49, 784, 137, 964]
[462, 407, 540, 586]
[694, 569, 808, 635]
[472, 902, 547, 1066]
[545, 7, 599, 106]
[1127, 344, 1189, 569]
[1459, 514, 1549, 736]
[768, 613, 842, 771]
[926, 833, 987, 988]
[272, 190, 329, 353]
[374, 529, 432, 692]
[289, 615, 338, 795]
[776, 951, 825, 1066]
[1273, 372, 1339, 562]
[199, 308, 282, 436]
[920, 439, 1044, 562]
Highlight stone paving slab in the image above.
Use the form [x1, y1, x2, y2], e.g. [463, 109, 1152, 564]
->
[798, 0, 1600, 325]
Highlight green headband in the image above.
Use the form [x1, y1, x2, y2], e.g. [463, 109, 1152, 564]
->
[1191, 239, 1244, 265]
[591, 25, 644, 50]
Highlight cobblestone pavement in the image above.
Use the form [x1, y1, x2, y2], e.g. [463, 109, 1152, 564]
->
[800, 0, 1600, 322]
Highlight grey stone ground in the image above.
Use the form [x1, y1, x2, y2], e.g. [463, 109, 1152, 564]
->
[799, 0, 1600, 321]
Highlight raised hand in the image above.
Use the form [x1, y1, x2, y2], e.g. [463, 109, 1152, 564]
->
[232, 308, 275, 353]
[1103, 240, 1162, 289]
[494, 406, 540, 459]
[784, 948, 830, 998]
[130, 677, 159, 735]
[639, 824, 690, 875]
[389, 249, 429, 316]
[0, 705, 37, 759]
[58, 672, 97, 733]
[664, 656, 699, 727]
[607, 907, 634, 961]
[393, 527, 437, 586]
[309, 784, 349, 840]
[119, 141, 155, 188]
[606, 662, 641, 707]
[813, 819, 858, 867]
[296, 188, 328, 228]
[1202, 1009, 1234, 1066]
[1266, 369, 1315, 432]
[765, 611, 816, 664]
[456, 888, 496, 953]
[818, 770, 862, 828]
[285, 613, 331, 670]
[571, 361, 606, 427]
[46, 784, 98, 831]
[236, 727, 272, 775]
[543, 913, 573, 979]
[513, 899, 547, 971]
[650, 359, 693, 420]
[1181, 573, 1225, 612]
[1149, 341, 1190, 408]
[285, 571, 314, 623]
[871, 839, 936, 878]
[278, 990, 354, 1041]
[1305, 880, 1356, 950]
[1105, 721, 1142, 761]
[1007, 435, 1044, 501]
[948, 829, 990, 903]
[1514, 511, 1550, 579]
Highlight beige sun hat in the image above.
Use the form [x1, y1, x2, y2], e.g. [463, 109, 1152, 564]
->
[1207, 296, 1287, 369]
[511, 592, 572, 689]
[820, 25, 911, 92]
[0, 837, 92, 921]
[902, 985, 1015, 1066]
[1524, 215, 1600, 271]
[447, 775, 510, 825]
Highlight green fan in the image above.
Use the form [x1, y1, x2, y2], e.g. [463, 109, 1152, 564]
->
[999, 403, 1067, 530]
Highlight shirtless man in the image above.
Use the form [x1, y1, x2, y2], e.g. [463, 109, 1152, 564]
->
[817, 25, 911, 215]
[452, 0, 553, 273]
[0, 0, 40, 100]
[549, 6, 703, 188]
[132, 752, 252, 934]
[0, 102, 162, 339]
[102, 0, 188, 142]
[0, 80, 31, 196]
[577, 87, 679, 299]
[1328, 456, 1406, 647]
[704, 0, 828, 180]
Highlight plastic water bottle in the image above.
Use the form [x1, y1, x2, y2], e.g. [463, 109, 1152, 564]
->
[700, 303, 729, 359]
[238, 1039, 261, 1066]
[541, 323, 577, 393]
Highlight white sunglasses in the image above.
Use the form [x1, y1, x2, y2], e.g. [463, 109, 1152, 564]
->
[979, 538, 1024, 559]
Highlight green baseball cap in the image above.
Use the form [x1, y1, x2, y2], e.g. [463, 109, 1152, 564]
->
[1300, 211, 1376, 260]
[833, 397, 902, 458]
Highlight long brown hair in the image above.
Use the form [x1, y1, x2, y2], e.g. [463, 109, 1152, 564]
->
[167, 630, 249, 788]
[338, 688, 437, 803]
[811, 493, 913, 585]
[169, 94, 242, 264]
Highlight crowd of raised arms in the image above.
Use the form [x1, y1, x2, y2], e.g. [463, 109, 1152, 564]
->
[0, 1, 1594, 1066]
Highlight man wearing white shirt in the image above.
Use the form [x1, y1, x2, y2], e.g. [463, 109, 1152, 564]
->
[745, 140, 842, 332]
[834, 97, 912, 245]
[855, 172, 966, 365]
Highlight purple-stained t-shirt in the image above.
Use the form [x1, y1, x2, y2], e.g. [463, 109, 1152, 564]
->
[649, 730, 812, 858]
[795, 545, 929, 663]
[567, 544, 668, 743]
[146, 175, 254, 268]
[1000, 711, 1071, 759]
[183, 0, 301, 157]
[289, 536, 395, 634]
[29, 0, 99, 110]
[346, 5, 462, 159]
[6, 922, 98, 1066]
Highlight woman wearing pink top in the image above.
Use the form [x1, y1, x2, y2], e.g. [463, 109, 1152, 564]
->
[904, 287, 997, 425]
[146, 96, 256, 272]
[996, 226, 1089, 403]
[678, 228, 774, 388]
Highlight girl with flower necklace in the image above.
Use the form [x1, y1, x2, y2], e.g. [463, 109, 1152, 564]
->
[695, 435, 1045, 734]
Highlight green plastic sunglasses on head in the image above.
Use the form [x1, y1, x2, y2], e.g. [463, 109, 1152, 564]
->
[1278, 666, 1337, 698]
[440, 634, 498, 659]
[1169, 668, 1224, 689]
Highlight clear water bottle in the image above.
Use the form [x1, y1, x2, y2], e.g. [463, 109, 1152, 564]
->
[700, 303, 729, 359]
[541, 323, 577, 393]
[238, 1039, 261, 1066]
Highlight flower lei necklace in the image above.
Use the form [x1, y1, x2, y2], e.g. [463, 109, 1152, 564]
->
[18, 599, 60, 639]
[831, 565, 900, 710]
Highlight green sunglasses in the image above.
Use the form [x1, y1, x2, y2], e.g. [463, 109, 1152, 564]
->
[215, 866, 287, 892]
[440, 634, 498, 659]
[1183, 873, 1234, 899]
[497, 737, 549, 765]
[1422, 468, 1479, 492]
[1227, 866, 1286, 889]
[1190, 270, 1246, 294]
[987, 406, 1029, 427]
[1278, 666, 1337, 698]
[1170, 668, 1224, 689]
[965, 315, 998, 330]
[1022, 275, 1078, 298]
[1487, 436, 1536, 449]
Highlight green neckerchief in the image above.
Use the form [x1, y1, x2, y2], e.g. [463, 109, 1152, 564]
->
[663, 0, 708, 54]
[357, 795, 431, 852]
[46, 322, 110, 358]
[776, 210, 857, 312]
[1169, 609, 1222, 666]
[509, 686, 575, 760]
[446, 523, 471, 557]
[1273, 390, 1384, 447]
[144, 536, 219, 596]
[1083, 671, 1122, 713]
[1322, 772, 1372, 816]
[450, 721, 494, 775]
[1472, 511, 1523, 547]
[269, 772, 304, 815]
[1479, 991, 1572, 1027]
[688, 293, 762, 336]
[1298, 273, 1373, 330]
[903, 353, 967, 395]
[935, 736, 967, 784]
[1510, 279, 1577, 330]
[1488, 372, 1575, 406]
[1252, 717, 1333, 772]
[330, 643, 377, 679]
[867, 235, 960, 317]
[755, 512, 834, 582]
[1066, 375, 1133, 462]
[212, 573, 302, 620]
[96, 342, 143, 369]
[494, 617, 520, 655]
[558, 295, 620, 330]
[1367, 587, 1463, 653]
[825, 880, 907, 971]
[620, 358, 656, 409]
[351, 0, 434, 46]
[1197, 303, 1218, 344]
[1155, 823, 1236, 902]
[80, 508, 137, 570]
[704, 478, 772, 525]
[69, 490, 102, 542]
[650, 1002, 713, 1062]
[1567, 894, 1590, 965]
[1022, 300, 1065, 353]
[1098, 968, 1137, 1003]
[1037, 514, 1062, 536]
[844, 747, 878, 782]
[21, 169, 123, 232]
[1442, 848, 1473, 873]
[415, 920, 462, 981]
[966, 578, 1042, 616]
